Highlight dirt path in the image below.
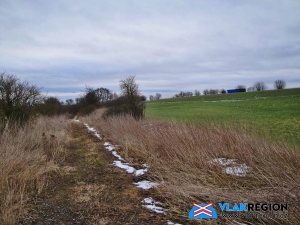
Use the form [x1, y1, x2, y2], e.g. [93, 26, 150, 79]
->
[19, 122, 172, 225]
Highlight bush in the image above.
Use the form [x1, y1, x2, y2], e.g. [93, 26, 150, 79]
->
[0, 73, 43, 129]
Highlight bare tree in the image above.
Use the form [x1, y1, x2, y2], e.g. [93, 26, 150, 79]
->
[221, 89, 226, 94]
[66, 99, 74, 105]
[0, 73, 43, 127]
[253, 82, 267, 91]
[194, 90, 201, 96]
[247, 86, 255, 92]
[274, 80, 286, 89]
[149, 95, 154, 101]
[155, 93, 162, 100]
[236, 85, 246, 89]
[209, 89, 219, 95]
[203, 89, 209, 95]
[119, 76, 145, 120]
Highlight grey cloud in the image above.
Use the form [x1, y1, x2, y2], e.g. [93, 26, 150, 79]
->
[0, 0, 299, 100]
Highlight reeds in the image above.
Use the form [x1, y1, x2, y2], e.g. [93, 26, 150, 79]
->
[83, 110, 300, 224]
[0, 115, 70, 224]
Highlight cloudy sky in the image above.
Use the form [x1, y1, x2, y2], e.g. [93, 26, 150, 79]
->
[1, 0, 300, 101]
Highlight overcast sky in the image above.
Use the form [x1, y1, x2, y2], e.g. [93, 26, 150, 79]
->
[1, 0, 300, 101]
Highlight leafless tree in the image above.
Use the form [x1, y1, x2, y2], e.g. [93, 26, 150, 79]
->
[209, 89, 219, 95]
[155, 93, 162, 100]
[0, 72, 43, 127]
[194, 90, 201, 96]
[274, 80, 286, 89]
[247, 86, 255, 92]
[236, 85, 246, 89]
[203, 89, 209, 95]
[119, 76, 145, 120]
[66, 99, 74, 105]
[149, 95, 154, 101]
[253, 82, 267, 91]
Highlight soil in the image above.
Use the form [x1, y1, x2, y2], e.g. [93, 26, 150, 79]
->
[18, 122, 186, 225]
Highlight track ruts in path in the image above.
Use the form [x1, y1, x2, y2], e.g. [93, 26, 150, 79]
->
[19, 122, 169, 225]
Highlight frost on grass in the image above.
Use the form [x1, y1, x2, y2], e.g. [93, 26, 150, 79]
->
[83, 123, 102, 140]
[134, 180, 159, 190]
[142, 197, 166, 214]
[209, 158, 251, 177]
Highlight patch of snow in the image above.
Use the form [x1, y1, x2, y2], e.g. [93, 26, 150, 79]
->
[113, 161, 136, 174]
[167, 221, 183, 225]
[105, 145, 115, 151]
[233, 220, 249, 225]
[83, 123, 102, 140]
[73, 119, 80, 122]
[142, 197, 166, 214]
[111, 151, 124, 161]
[209, 158, 252, 177]
[134, 180, 159, 190]
[209, 158, 236, 166]
[135, 168, 148, 176]
[224, 164, 251, 177]
[103, 142, 110, 146]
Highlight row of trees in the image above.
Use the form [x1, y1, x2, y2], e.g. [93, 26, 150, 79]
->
[173, 89, 201, 98]
[0, 73, 146, 131]
[170, 80, 286, 98]
[149, 93, 162, 101]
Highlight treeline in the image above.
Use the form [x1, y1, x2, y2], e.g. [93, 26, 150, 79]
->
[0, 73, 146, 131]
[172, 80, 286, 98]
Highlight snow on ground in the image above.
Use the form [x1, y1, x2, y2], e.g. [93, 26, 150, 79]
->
[142, 197, 166, 214]
[209, 158, 236, 166]
[83, 123, 102, 140]
[83, 123, 176, 224]
[225, 164, 251, 177]
[73, 119, 80, 122]
[209, 158, 252, 177]
[113, 161, 136, 174]
[232, 220, 249, 225]
[167, 221, 183, 225]
[134, 180, 159, 190]
[104, 142, 149, 177]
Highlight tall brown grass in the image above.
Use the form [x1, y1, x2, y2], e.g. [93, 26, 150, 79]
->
[0, 115, 70, 224]
[82, 110, 300, 224]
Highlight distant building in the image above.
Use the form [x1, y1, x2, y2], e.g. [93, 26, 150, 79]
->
[227, 88, 246, 93]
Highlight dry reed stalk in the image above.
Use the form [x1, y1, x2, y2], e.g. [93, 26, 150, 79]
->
[82, 111, 299, 224]
[0, 115, 70, 224]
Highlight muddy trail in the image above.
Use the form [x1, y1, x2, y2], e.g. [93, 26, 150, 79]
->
[19, 122, 184, 225]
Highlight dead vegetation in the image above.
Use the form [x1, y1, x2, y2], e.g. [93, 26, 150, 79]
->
[0, 115, 70, 224]
[81, 109, 300, 224]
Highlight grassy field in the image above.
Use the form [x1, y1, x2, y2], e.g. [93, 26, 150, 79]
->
[146, 88, 300, 149]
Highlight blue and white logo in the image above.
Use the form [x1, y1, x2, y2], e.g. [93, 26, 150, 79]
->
[188, 203, 218, 219]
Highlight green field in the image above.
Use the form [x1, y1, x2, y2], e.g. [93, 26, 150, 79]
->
[146, 88, 300, 149]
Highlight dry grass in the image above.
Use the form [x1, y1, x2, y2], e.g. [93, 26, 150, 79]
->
[82, 110, 300, 224]
[0, 115, 70, 224]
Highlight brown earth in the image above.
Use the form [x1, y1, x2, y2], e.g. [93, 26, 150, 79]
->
[18, 122, 190, 225]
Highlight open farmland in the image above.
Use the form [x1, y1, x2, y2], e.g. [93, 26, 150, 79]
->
[146, 88, 300, 149]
